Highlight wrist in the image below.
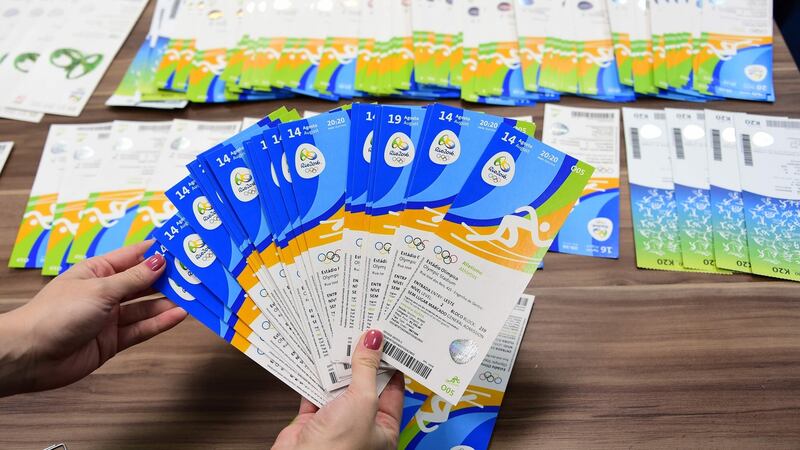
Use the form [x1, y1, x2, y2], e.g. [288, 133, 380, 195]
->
[0, 307, 36, 397]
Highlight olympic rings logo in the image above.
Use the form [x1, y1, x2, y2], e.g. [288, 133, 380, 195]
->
[479, 371, 503, 384]
[433, 245, 458, 264]
[404, 235, 427, 251]
[374, 241, 392, 254]
[187, 238, 215, 262]
[317, 250, 342, 264]
[355, 237, 363, 248]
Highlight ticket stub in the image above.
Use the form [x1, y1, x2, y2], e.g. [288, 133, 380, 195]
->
[705, 110, 752, 272]
[378, 122, 592, 403]
[42, 123, 113, 275]
[68, 121, 171, 263]
[665, 108, 730, 274]
[0, 141, 12, 175]
[623, 108, 693, 272]
[543, 104, 620, 258]
[734, 115, 800, 281]
[10, 125, 78, 268]
[124, 119, 242, 245]
[397, 294, 534, 449]
[696, 0, 774, 101]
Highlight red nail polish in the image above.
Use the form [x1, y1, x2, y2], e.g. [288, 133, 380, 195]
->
[364, 329, 383, 350]
[146, 254, 165, 272]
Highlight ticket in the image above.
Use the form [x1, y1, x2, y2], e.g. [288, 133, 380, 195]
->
[734, 115, 800, 281]
[10, 124, 81, 268]
[335, 103, 381, 360]
[42, 123, 113, 275]
[397, 294, 534, 449]
[705, 110, 752, 272]
[665, 108, 730, 274]
[515, 0, 555, 92]
[154, 214, 323, 391]
[377, 105, 534, 326]
[279, 110, 355, 389]
[124, 119, 242, 246]
[145, 242, 332, 407]
[353, 105, 429, 356]
[623, 108, 694, 272]
[67, 121, 171, 263]
[242, 127, 318, 358]
[695, 0, 774, 101]
[543, 105, 620, 258]
[10, 0, 148, 116]
[164, 174, 308, 362]
[378, 122, 591, 403]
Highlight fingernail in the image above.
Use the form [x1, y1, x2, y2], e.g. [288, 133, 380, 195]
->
[364, 329, 383, 350]
[146, 254, 165, 272]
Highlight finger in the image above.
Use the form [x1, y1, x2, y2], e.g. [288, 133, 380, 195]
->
[118, 306, 188, 351]
[376, 371, 405, 426]
[348, 329, 384, 396]
[119, 298, 178, 326]
[98, 252, 166, 302]
[60, 240, 155, 280]
[98, 240, 155, 273]
[298, 397, 319, 415]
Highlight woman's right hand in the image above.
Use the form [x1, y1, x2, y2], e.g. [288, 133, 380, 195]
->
[272, 329, 404, 450]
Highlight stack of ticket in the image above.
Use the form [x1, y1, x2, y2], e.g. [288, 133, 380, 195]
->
[12, 103, 593, 405]
[0, 0, 148, 122]
[623, 108, 800, 281]
[110, 0, 774, 110]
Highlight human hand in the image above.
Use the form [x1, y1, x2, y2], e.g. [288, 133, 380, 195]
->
[272, 329, 404, 450]
[0, 240, 187, 397]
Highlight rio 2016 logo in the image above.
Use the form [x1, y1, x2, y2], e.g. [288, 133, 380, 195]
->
[295, 143, 326, 179]
[481, 151, 515, 187]
[230, 167, 258, 202]
[299, 148, 318, 161]
[385, 132, 415, 167]
[183, 234, 216, 268]
[429, 130, 461, 165]
[193, 196, 221, 231]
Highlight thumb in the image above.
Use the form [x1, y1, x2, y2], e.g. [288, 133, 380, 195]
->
[348, 329, 384, 396]
[99, 252, 166, 301]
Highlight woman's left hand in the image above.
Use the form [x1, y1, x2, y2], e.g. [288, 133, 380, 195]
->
[0, 240, 187, 397]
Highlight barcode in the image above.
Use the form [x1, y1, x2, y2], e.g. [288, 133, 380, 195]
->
[630, 127, 642, 159]
[346, 344, 352, 357]
[654, 112, 666, 120]
[517, 296, 528, 306]
[198, 124, 240, 131]
[571, 110, 615, 120]
[343, 363, 351, 370]
[765, 119, 800, 129]
[673, 128, 685, 160]
[138, 124, 171, 131]
[329, 371, 338, 385]
[711, 129, 722, 161]
[383, 340, 433, 379]
[741, 134, 754, 166]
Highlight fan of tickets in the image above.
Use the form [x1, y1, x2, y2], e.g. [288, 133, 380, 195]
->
[144, 103, 593, 406]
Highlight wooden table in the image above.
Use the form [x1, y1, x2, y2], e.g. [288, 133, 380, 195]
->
[1, 3, 798, 448]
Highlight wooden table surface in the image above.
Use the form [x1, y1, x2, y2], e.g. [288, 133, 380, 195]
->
[1, 3, 799, 449]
